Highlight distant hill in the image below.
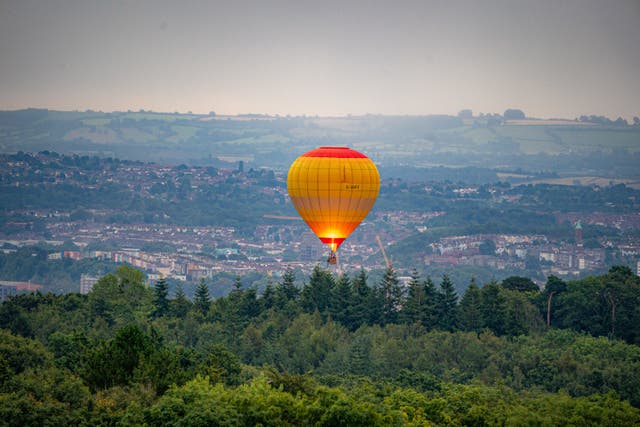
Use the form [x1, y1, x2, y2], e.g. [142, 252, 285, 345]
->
[1, 109, 639, 180]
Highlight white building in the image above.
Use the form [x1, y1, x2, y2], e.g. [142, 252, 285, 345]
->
[80, 274, 100, 294]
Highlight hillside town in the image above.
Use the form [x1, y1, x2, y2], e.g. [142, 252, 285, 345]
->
[1, 151, 640, 296]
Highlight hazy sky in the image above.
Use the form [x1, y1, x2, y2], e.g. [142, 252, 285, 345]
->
[1, 0, 639, 118]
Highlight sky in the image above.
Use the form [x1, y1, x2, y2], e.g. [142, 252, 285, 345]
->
[1, 0, 639, 119]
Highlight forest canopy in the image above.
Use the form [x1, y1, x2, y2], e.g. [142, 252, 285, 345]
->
[1, 265, 640, 425]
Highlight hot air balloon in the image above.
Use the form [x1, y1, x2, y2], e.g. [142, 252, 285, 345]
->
[287, 146, 380, 264]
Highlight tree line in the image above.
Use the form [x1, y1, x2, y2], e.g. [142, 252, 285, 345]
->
[1, 265, 639, 425]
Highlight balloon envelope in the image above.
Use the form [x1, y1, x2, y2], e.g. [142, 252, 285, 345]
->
[287, 146, 380, 252]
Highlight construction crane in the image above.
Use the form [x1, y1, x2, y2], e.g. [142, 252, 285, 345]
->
[376, 235, 392, 269]
[263, 215, 303, 220]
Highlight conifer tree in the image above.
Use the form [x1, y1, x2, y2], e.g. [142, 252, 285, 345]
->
[300, 265, 335, 315]
[225, 276, 244, 344]
[421, 276, 438, 329]
[194, 278, 211, 316]
[276, 267, 299, 305]
[171, 282, 190, 318]
[401, 269, 424, 324]
[261, 282, 277, 311]
[379, 266, 404, 325]
[330, 273, 354, 328]
[351, 268, 372, 328]
[232, 275, 243, 294]
[457, 278, 483, 332]
[152, 277, 169, 318]
[437, 274, 458, 331]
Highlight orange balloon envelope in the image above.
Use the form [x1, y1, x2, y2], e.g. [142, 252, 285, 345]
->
[287, 146, 380, 255]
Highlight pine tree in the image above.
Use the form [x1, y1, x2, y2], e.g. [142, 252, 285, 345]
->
[194, 278, 211, 316]
[276, 267, 299, 306]
[300, 265, 335, 315]
[225, 276, 244, 344]
[379, 266, 404, 325]
[330, 273, 354, 328]
[171, 282, 190, 318]
[401, 269, 438, 327]
[457, 278, 483, 332]
[437, 274, 458, 331]
[152, 277, 169, 318]
[232, 275, 243, 294]
[261, 283, 277, 311]
[351, 268, 372, 328]
[421, 276, 438, 329]
[401, 269, 424, 324]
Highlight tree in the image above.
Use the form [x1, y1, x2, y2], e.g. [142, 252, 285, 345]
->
[503, 109, 525, 120]
[171, 282, 190, 318]
[223, 276, 254, 345]
[457, 278, 483, 333]
[152, 277, 170, 318]
[458, 109, 473, 119]
[206, 344, 242, 385]
[543, 275, 566, 327]
[554, 266, 640, 343]
[378, 266, 403, 325]
[401, 269, 437, 328]
[88, 265, 151, 327]
[602, 266, 639, 340]
[276, 267, 299, 305]
[350, 268, 373, 328]
[261, 283, 277, 311]
[300, 265, 334, 316]
[478, 240, 496, 255]
[501, 276, 539, 292]
[330, 273, 354, 328]
[84, 324, 153, 389]
[194, 278, 211, 316]
[401, 269, 424, 324]
[480, 282, 507, 335]
[436, 274, 458, 331]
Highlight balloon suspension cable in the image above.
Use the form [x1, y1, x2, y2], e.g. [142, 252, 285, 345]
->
[327, 250, 337, 265]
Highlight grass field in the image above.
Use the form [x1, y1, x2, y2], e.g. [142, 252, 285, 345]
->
[554, 129, 640, 153]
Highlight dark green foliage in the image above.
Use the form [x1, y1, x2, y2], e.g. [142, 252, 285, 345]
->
[193, 278, 211, 316]
[170, 282, 190, 318]
[88, 265, 151, 327]
[151, 277, 169, 318]
[0, 298, 33, 338]
[0, 330, 50, 374]
[457, 278, 483, 333]
[436, 274, 458, 331]
[554, 266, 640, 343]
[84, 324, 153, 390]
[1, 265, 640, 424]
[276, 267, 299, 304]
[350, 268, 374, 328]
[329, 273, 355, 328]
[400, 269, 437, 329]
[206, 344, 242, 385]
[501, 275, 539, 292]
[378, 266, 404, 325]
[480, 282, 508, 335]
[300, 265, 335, 316]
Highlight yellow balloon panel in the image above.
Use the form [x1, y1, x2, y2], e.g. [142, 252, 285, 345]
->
[287, 147, 380, 251]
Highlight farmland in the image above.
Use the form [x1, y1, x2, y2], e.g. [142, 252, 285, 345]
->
[1, 109, 639, 183]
